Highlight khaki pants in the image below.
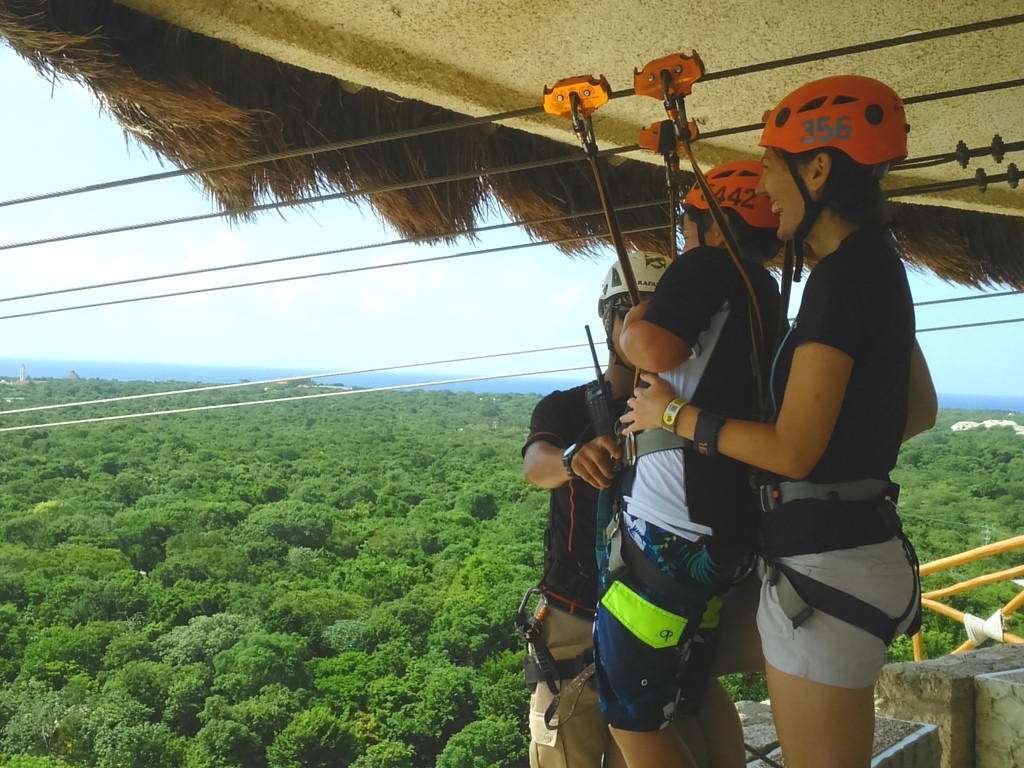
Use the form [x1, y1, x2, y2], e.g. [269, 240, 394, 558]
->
[528, 607, 626, 768]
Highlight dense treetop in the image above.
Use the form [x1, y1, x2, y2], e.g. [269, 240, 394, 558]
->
[0, 376, 1018, 767]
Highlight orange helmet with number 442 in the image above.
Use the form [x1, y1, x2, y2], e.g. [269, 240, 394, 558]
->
[683, 160, 779, 230]
[759, 75, 909, 170]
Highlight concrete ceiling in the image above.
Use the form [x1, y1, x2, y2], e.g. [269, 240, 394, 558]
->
[117, 0, 1023, 216]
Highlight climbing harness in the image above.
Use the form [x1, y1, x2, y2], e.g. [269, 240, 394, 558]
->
[604, 511, 720, 611]
[514, 587, 561, 697]
[757, 479, 922, 644]
[515, 586, 597, 729]
[623, 428, 690, 467]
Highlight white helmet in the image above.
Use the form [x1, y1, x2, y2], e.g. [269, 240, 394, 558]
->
[597, 250, 669, 321]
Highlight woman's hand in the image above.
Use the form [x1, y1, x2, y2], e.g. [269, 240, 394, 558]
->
[620, 372, 677, 434]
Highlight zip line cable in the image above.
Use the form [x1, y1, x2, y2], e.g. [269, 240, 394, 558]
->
[0, 77, 1019, 257]
[0, 222, 671, 322]
[698, 15, 1024, 82]
[0, 342, 592, 416]
[903, 78, 1024, 107]
[0, 365, 595, 433]
[1, 209, 1021, 323]
[0, 120, 1017, 308]
[2, 14, 1019, 211]
[2, 377, 1014, 540]
[5, 308, 1022, 430]
[0, 149, 624, 253]
[5, 307, 1023, 431]
[0, 199, 669, 305]
[918, 316, 1024, 333]
[915, 289, 1024, 307]
[3, 314, 1020, 422]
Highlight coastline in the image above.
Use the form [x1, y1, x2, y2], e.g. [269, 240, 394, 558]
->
[2, 358, 1020, 410]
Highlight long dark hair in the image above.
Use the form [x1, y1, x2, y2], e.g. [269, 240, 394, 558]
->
[783, 147, 887, 230]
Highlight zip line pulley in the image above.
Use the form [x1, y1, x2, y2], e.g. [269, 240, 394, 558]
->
[638, 120, 688, 261]
[634, 51, 770, 415]
[543, 74, 641, 306]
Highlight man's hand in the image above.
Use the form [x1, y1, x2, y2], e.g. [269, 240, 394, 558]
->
[568, 434, 623, 489]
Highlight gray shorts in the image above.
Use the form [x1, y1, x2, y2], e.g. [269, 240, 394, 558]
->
[757, 537, 918, 688]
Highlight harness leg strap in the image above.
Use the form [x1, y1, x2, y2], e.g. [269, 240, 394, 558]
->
[772, 562, 903, 645]
[543, 662, 597, 730]
[766, 564, 814, 629]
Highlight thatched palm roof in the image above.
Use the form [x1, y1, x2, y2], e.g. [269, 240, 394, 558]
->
[2, 0, 1023, 287]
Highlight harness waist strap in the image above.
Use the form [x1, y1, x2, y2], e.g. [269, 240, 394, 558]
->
[626, 429, 691, 467]
[760, 495, 902, 560]
[765, 479, 892, 507]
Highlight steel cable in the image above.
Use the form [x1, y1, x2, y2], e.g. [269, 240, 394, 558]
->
[0, 342, 592, 415]
[0, 199, 668, 304]
[0, 365, 594, 433]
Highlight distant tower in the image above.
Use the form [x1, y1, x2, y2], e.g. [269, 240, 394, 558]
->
[18, 364, 25, 383]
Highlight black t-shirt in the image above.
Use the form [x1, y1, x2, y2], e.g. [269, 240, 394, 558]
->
[772, 228, 913, 482]
[522, 383, 623, 612]
[645, 246, 780, 417]
[639, 246, 780, 552]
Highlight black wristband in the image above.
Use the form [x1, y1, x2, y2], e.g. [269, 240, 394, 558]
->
[693, 411, 727, 457]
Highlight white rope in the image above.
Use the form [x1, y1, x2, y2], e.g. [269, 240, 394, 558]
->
[964, 610, 1008, 646]
[0, 365, 591, 433]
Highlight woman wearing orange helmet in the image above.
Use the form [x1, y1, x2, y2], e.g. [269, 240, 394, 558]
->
[621, 76, 937, 768]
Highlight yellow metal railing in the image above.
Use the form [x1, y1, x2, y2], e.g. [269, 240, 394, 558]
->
[912, 534, 1024, 661]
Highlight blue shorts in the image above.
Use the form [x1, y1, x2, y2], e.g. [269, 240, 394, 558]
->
[593, 514, 725, 731]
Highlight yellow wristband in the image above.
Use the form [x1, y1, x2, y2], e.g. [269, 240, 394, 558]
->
[662, 398, 687, 432]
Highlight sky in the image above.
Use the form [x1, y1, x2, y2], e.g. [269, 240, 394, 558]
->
[1, 45, 1022, 401]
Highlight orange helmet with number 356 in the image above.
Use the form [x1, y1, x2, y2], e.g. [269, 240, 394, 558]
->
[759, 75, 909, 169]
[683, 160, 779, 230]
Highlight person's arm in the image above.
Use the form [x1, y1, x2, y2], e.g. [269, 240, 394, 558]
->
[523, 440, 572, 489]
[523, 435, 623, 490]
[619, 300, 692, 373]
[903, 340, 937, 441]
[622, 342, 853, 480]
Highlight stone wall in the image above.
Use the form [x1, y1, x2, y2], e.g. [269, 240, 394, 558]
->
[876, 645, 1024, 768]
[975, 668, 1024, 768]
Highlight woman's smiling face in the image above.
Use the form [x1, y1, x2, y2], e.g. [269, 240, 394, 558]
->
[756, 147, 805, 241]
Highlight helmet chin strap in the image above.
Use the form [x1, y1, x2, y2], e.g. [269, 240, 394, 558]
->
[784, 159, 827, 284]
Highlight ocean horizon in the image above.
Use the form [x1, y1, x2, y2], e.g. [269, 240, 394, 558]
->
[3, 358, 1021, 412]
[1, 358, 590, 398]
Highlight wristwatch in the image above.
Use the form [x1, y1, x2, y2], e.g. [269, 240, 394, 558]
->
[562, 443, 581, 478]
